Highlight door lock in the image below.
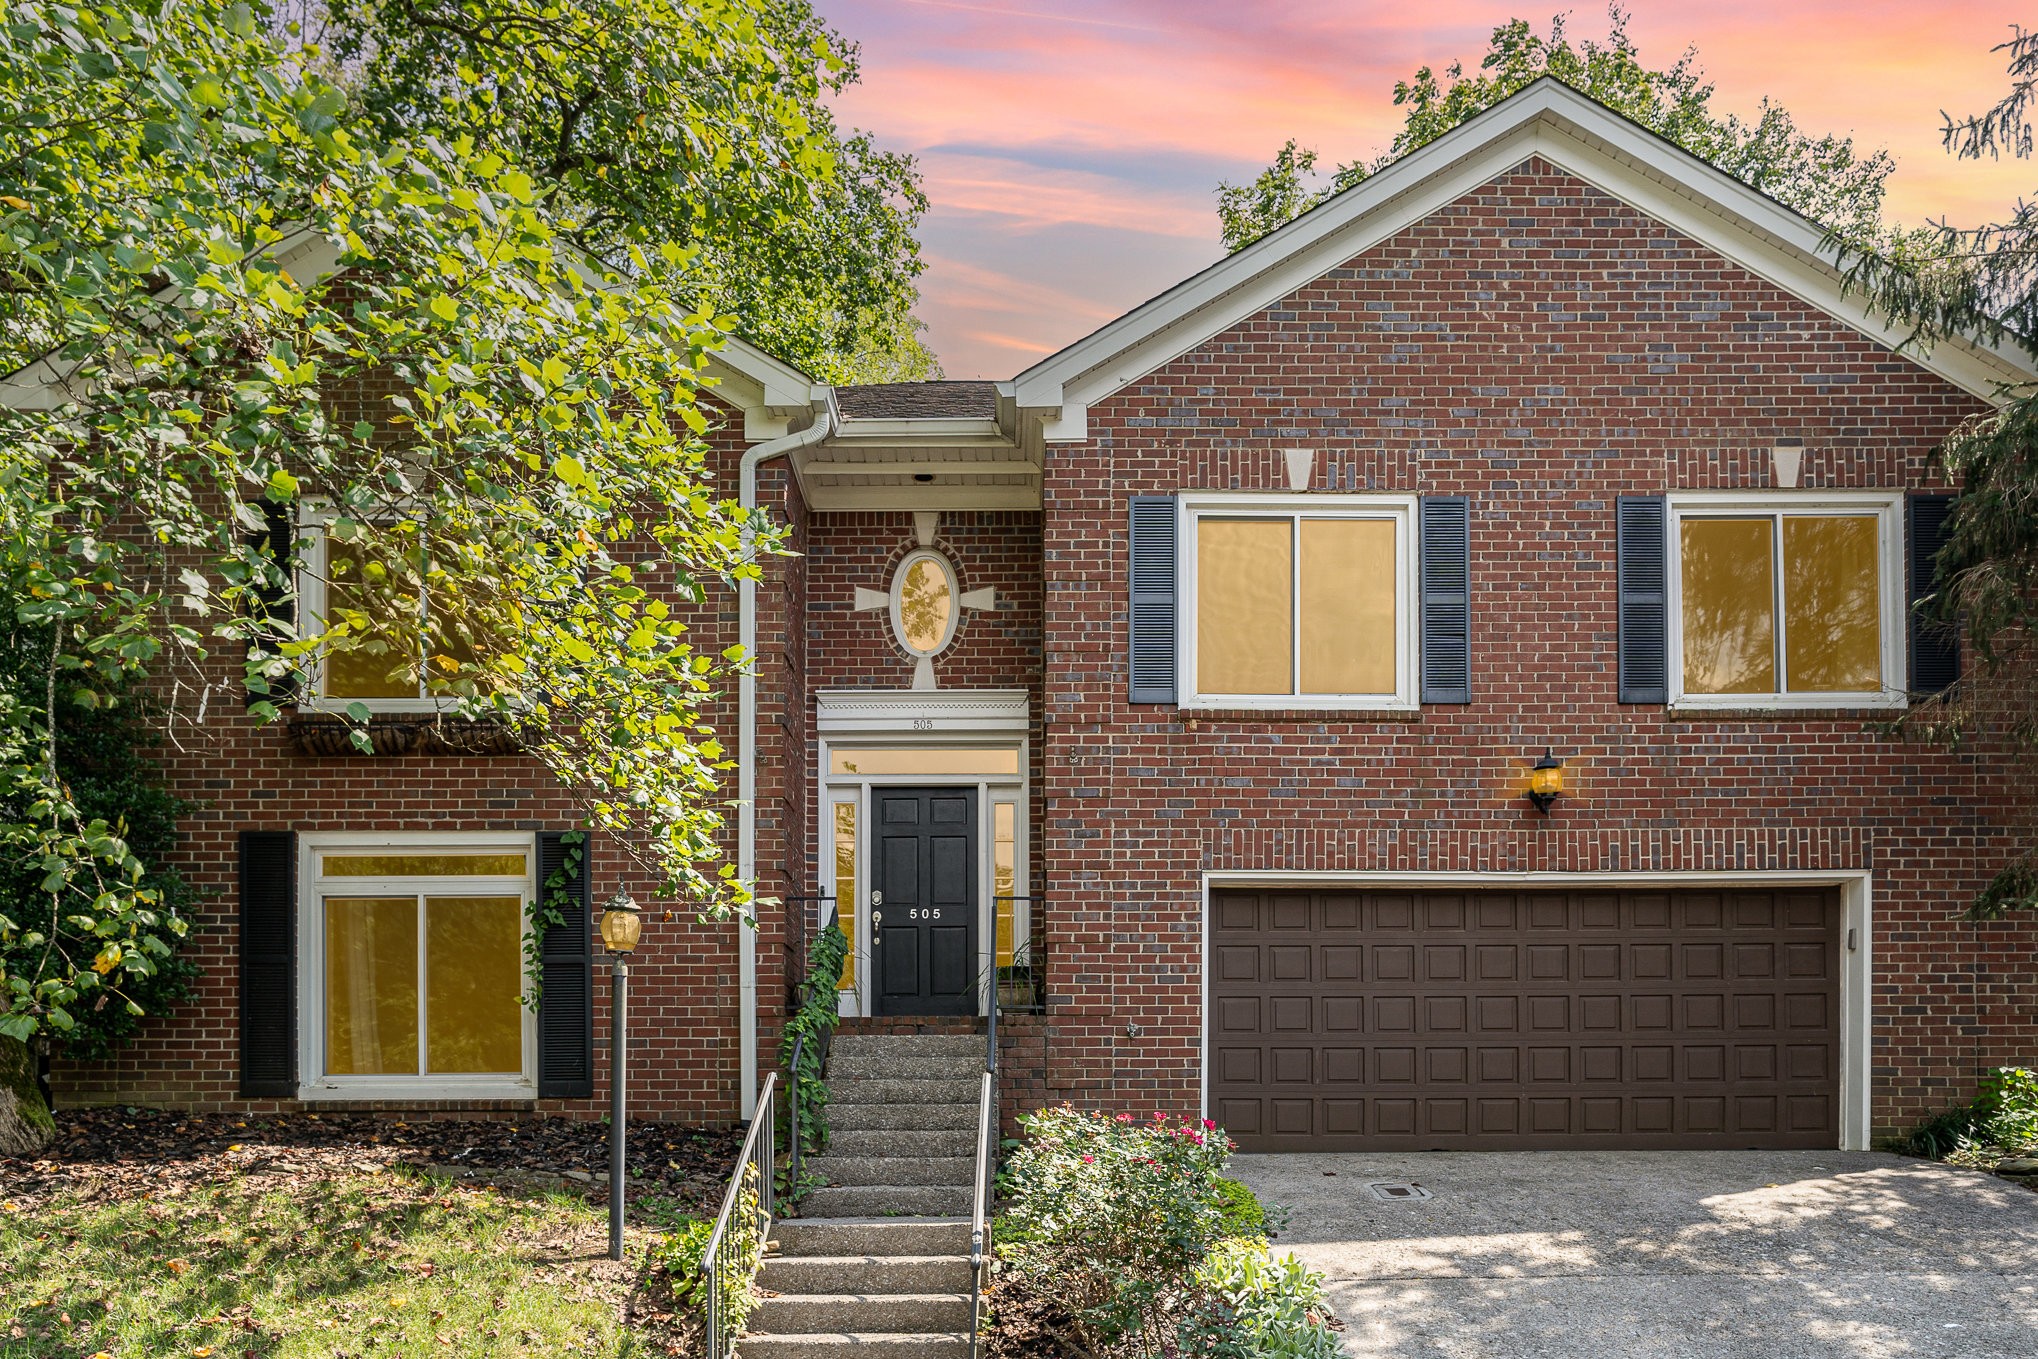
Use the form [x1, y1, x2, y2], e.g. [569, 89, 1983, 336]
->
[873, 910, 883, 925]
[870, 889, 883, 906]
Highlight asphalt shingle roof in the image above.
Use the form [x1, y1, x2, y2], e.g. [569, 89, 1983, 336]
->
[835, 381, 999, 420]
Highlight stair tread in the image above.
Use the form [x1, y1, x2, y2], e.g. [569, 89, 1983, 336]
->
[758, 1293, 970, 1303]
[763, 1254, 969, 1264]
[774, 1216, 968, 1229]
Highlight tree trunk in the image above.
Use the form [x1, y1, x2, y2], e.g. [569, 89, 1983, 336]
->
[0, 1035, 55, 1155]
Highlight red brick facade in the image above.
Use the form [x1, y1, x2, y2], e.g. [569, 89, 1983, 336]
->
[52, 155, 2038, 1146]
[1033, 159, 2036, 1138]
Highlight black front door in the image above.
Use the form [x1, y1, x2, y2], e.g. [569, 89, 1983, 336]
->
[872, 786, 979, 1016]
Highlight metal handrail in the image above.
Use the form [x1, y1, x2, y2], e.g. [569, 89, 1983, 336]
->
[967, 1067, 995, 1357]
[703, 1070, 778, 1358]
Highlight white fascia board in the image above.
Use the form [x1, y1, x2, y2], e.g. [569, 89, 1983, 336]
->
[1017, 80, 2031, 436]
[797, 482, 1043, 512]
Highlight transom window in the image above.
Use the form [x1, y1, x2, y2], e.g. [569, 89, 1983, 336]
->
[1179, 494, 1417, 710]
[299, 836, 535, 1099]
[1669, 493, 1904, 709]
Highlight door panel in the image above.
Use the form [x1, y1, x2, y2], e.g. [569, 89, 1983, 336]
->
[873, 787, 979, 1016]
[1209, 887, 1841, 1151]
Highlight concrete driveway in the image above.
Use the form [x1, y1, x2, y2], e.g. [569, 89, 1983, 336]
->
[1231, 1151, 2038, 1359]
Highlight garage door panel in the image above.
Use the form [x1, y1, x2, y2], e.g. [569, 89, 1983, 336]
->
[1211, 888, 1840, 1151]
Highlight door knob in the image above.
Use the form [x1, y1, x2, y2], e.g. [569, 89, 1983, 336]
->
[872, 911, 883, 925]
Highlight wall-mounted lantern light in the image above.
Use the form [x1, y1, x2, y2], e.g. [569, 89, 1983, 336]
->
[1527, 750, 1566, 814]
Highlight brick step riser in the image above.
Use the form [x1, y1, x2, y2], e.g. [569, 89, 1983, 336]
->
[769, 1217, 970, 1258]
[734, 1334, 970, 1359]
[801, 1185, 971, 1217]
[810, 1154, 974, 1188]
[746, 1294, 972, 1335]
[758, 1255, 973, 1294]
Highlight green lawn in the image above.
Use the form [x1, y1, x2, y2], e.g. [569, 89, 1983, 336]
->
[1, 1168, 683, 1358]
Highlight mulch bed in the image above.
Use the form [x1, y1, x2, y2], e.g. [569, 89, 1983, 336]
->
[0, 1106, 745, 1220]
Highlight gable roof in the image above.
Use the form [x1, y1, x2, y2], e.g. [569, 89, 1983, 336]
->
[1011, 78, 2035, 441]
[836, 381, 999, 421]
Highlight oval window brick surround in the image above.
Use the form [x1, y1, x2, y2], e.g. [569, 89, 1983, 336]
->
[892, 550, 960, 656]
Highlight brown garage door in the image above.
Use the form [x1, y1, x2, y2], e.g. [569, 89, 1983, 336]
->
[1208, 888, 1839, 1151]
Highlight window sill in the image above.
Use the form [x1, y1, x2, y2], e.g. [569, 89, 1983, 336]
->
[1667, 700, 1909, 722]
[1175, 707, 1423, 724]
[297, 1079, 537, 1102]
[285, 713, 524, 758]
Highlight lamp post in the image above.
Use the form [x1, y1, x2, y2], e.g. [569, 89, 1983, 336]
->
[599, 890, 642, 1262]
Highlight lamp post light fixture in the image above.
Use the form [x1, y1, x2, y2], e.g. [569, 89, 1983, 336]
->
[600, 890, 641, 1262]
[1526, 750, 1566, 814]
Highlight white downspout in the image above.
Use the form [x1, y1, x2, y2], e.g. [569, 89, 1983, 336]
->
[738, 400, 834, 1119]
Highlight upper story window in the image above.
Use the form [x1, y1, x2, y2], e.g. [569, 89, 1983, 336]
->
[297, 506, 500, 713]
[1178, 493, 1417, 710]
[1669, 491, 1905, 710]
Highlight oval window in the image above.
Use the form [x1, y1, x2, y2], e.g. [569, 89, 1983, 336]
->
[893, 551, 958, 656]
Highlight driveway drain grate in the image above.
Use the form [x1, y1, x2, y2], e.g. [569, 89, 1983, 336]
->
[1367, 1181, 1431, 1202]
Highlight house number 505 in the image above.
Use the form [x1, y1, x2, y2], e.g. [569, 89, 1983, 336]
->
[909, 908, 943, 920]
[913, 717, 934, 731]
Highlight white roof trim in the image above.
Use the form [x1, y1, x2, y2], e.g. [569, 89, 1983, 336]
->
[1, 226, 346, 411]
[1015, 79, 2033, 435]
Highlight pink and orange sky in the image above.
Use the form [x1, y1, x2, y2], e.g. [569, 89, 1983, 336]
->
[817, 1, 2035, 379]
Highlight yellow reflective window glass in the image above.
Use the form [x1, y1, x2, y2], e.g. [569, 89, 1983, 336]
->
[325, 897, 418, 1075]
[322, 853, 528, 878]
[994, 802, 1017, 967]
[1783, 515, 1882, 693]
[832, 801, 857, 992]
[829, 747, 1021, 776]
[897, 556, 955, 654]
[324, 535, 421, 700]
[1197, 517, 1292, 695]
[424, 896, 523, 1074]
[1680, 517, 1777, 694]
[1299, 518, 1397, 693]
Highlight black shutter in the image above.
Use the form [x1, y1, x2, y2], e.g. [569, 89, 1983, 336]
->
[1128, 496, 1178, 704]
[238, 830, 297, 1098]
[244, 500, 300, 708]
[1909, 494, 1961, 695]
[1616, 496, 1669, 704]
[536, 830, 593, 1099]
[1420, 496, 1471, 704]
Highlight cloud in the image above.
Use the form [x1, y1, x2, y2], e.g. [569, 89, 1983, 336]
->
[821, 0, 2035, 378]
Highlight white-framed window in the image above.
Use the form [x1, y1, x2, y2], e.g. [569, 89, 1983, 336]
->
[1668, 490, 1907, 710]
[295, 504, 498, 714]
[296, 832, 537, 1101]
[1177, 493, 1418, 711]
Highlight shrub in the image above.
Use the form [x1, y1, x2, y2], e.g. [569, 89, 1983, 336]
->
[1174, 1238, 1343, 1359]
[1976, 1067, 2038, 1151]
[655, 1165, 761, 1336]
[1211, 1175, 1285, 1242]
[1890, 1067, 2038, 1161]
[996, 1107, 1233, 1353]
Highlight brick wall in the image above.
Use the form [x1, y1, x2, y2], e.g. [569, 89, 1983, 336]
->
[1034, 157, 2038, 1139]
[51, 396, 801, 1127]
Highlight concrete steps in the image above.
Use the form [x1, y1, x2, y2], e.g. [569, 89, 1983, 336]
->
[736, 1033, 986, 1358]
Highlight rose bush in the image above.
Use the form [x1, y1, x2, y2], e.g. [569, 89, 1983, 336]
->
[990, 1107, 1338, 1358]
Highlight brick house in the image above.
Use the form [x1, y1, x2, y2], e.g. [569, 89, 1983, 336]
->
[32, 78, 2038, 1150]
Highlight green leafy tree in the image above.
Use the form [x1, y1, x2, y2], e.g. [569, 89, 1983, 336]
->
[1216, 8, 1899, 252]
[0, 0, 796, 1061]
[300, 0, 939, 381]
[1837, 29, 2038, 919]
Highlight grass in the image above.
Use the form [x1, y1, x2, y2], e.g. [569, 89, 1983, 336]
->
[0, 1167, 674, 1358]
